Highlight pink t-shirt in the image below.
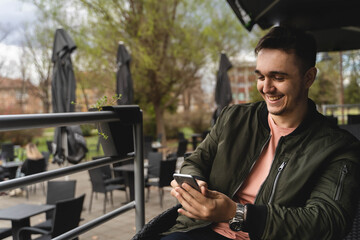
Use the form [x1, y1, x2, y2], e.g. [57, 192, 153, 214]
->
[212, 115, 295, 239]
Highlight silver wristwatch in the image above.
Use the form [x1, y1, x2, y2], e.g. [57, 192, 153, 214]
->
[229, 203, 247, 232]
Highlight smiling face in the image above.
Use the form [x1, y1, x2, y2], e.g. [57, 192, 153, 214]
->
[255, 48, 316, 127]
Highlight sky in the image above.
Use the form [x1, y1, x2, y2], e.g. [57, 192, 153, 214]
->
[0, 0, 37, 79]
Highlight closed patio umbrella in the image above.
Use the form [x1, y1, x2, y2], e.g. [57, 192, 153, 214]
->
[212, 53, 233, 125]
[51, 28, 87, 165]
[116, 42, 133, 105]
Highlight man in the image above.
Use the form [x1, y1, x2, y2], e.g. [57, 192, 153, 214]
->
[161, 26, 360, 240]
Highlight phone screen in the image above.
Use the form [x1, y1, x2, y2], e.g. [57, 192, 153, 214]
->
[173, 173, 201, 192]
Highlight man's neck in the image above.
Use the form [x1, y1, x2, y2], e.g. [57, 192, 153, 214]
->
[270, 102, 308, 128]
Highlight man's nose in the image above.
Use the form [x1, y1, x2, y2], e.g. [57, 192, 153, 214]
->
[263, 78, 274, 93]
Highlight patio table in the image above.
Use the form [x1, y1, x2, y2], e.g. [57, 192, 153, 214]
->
[113, 163, 148, 202]
[0, 203, 55, 240]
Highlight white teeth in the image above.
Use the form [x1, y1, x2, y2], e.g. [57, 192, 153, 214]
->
[268, 96, 282, 101]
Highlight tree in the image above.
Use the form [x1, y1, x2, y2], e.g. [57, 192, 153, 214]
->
[344, 75, 360, 104]
[21, 21, 54, 113]
[32, 0, 249, 143]
[344, 51, 360, 104]
[309, 70, 337, 105]
[0, 23, 13, 76]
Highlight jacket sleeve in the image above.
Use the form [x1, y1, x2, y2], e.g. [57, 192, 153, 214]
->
[247, 140, 360, 240]
[180, 106, 229, 180]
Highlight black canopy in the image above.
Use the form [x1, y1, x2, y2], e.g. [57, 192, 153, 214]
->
[212, 53, 233, 125]
[116, 43, 133, 105]
[226, 0, 360, 52]
[51, 28, 87, 165]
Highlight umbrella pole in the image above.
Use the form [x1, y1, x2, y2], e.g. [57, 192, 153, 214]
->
[61, 129, 70, 180]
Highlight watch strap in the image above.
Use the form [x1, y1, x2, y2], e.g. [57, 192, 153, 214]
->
[229, 203, 246, 232]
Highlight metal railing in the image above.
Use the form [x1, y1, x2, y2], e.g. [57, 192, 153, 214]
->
[0, 106, 145, 240]
[321, 103, 360, 124]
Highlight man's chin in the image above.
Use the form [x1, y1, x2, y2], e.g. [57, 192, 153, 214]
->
[267, 106, 285, 116]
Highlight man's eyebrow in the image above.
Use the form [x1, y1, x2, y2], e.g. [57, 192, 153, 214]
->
[254, 70, 289, 76]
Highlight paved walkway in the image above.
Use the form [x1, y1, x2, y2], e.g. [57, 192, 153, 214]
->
[0, 163, 179, 240]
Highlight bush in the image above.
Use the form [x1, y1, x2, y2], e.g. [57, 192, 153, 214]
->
[81, 124, 95, 137]
[143, 111, 157, 138]
[164, 108, 212, 140]
[188, 109, 212, 133]
[0, 128, 44, 146]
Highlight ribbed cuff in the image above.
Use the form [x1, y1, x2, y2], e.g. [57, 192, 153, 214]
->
[244, 204, 267, 239]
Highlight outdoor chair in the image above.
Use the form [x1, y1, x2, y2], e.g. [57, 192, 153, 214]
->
[168, 139, 188, 159]
[41, 151, 50, 171]
[21, 157, 47, 198]
[88, 167, 128, 213]
[132, 195, 360, 240]
[144, 135, 154, 159]
[145, 152, 162, 202]
[131, 204, 181, 240]
[17, 194, 85, 240]
[0, 228, 11, 239]
[34, 180, 77, 230]
[0, 143, 15, 162]
[348, 114, 360, 125]
[0, 167, 8, 181]
[340, 124, 360, 141]
[147, 152, 162, 179]
[92, 157, 125, 186]
[343, 195, 360, 240]
[325, 115, 338, 125]
[145, 157, 177, 208]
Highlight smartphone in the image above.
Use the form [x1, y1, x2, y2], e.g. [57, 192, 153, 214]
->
[173, 173, 201, 192]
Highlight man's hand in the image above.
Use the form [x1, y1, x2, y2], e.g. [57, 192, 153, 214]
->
[170, 179, 236, 223]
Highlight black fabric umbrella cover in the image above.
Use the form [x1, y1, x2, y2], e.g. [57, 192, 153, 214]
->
[116, 43, 133, 105]
[51, 28, 87, 165]
[212, 53, 233, 125]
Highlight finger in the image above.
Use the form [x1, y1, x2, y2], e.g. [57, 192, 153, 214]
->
[178, 207, 203, 219]
[171, 179, 179, 188]
[201, 186, 206, 195]
[196, 180, 208, 189]
[174, 186, 200, 209]
[182, 183, 203, 198]
[177, 184, 206, 215]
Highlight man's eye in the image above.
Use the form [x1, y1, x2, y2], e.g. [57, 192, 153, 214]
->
[257, 75, 265, 80]
[274, 75, 284, 80]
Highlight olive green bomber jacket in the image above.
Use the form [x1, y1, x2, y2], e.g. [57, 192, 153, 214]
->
[168, 100, 360, 240]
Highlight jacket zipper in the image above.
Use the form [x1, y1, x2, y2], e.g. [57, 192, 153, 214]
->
[268, 161, 287, 204]
[334, 164, 348, 201]
[231, 133, 272, 198]
[255, 136, 284, 204]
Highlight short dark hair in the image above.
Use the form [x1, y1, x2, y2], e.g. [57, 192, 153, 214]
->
[255, 26, 317, 74]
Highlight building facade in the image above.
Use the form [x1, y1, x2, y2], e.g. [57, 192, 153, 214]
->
[0, 77, 43, 114]
[228, 61, 256, 104]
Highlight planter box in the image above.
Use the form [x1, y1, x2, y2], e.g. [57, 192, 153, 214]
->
[90, 105, 142, 158]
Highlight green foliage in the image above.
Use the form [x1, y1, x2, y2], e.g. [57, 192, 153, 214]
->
[164, 108, 211, 140]
[249, 81, 263, 102]
[80, 124, 95, 137]
[31, 0, 254, 142]
[180, 127, 194, 140]
[344, 76, 360, 104]
[309, 71, 337, 104]
[91, 94, 122, 111]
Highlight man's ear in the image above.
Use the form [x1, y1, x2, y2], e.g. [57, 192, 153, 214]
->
[304, 67, 317, 89]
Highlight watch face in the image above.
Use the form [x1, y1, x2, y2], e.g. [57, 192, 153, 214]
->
[229, 221, 242, 232]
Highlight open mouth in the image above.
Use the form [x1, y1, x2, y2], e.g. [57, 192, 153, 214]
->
[267, 95, 283, 101]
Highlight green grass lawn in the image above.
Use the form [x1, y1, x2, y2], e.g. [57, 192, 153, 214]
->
[31, 128, 104, 163]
